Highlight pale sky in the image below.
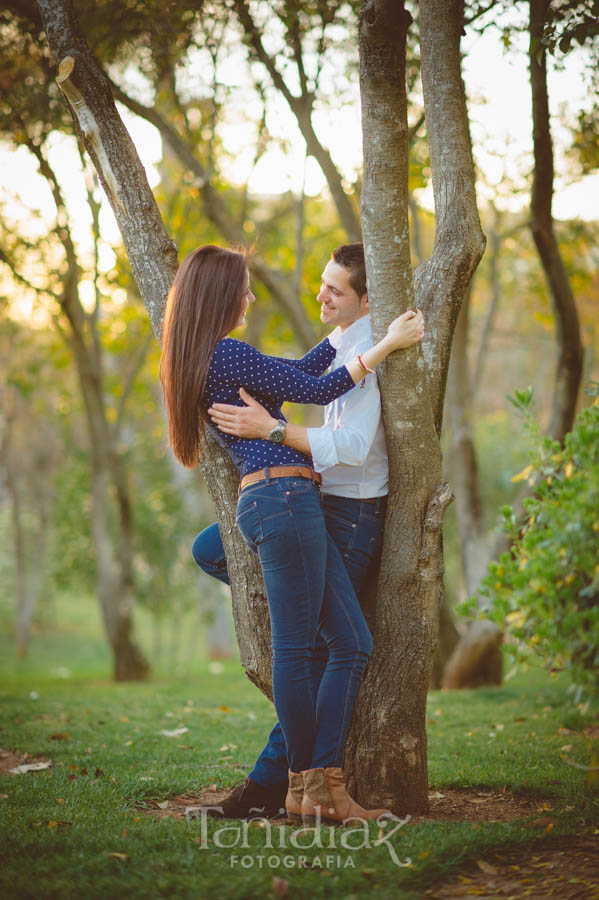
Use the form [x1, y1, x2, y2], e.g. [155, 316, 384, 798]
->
[0, 20, 596, 268]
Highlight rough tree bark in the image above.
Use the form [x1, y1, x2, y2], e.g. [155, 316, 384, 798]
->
[344, 0, 485, 814]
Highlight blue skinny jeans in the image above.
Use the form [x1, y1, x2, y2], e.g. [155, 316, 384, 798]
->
[193, 483, 386, 781]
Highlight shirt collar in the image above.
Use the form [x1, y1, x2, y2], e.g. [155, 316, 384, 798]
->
[328, 314, 371, 351]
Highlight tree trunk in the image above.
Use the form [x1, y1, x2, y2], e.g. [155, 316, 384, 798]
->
[442, 618, 503, 689]
[483, 0, 584, 565]
[445, 287, 490, 596]
[37, 0, 283, 696]
[430, 594, 461, 689]
[36, 0, 178, 339]
[199, 431, 272, 698]
[441, 217, 507, 690]
[345, 0, 444, 815]
[344, 0, 485, 815]
[54, 233, 150, 677]
[441, 2, 584, 686]
[529, 0, 583, 444]
[2, 391, 52, 658]
[5, 422, 39, 657]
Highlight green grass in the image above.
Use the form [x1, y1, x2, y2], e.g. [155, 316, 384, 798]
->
[1, 593, 598, 899]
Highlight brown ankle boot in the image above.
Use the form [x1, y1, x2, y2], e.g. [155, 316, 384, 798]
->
[285, 769, 303, 822]
[301, 766, 390, 826]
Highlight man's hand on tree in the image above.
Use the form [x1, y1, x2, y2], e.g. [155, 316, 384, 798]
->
[386, 308, 425, 349]
[208, 387, 277, 439]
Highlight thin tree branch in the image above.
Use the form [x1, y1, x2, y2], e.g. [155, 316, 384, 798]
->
[113, 329, 153, 441]
[110, 79, 316, 348]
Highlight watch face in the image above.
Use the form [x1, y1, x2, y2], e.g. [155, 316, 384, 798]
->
[270, 428, 284, 443]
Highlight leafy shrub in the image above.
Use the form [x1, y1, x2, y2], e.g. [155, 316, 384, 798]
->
[462, 384, 599, 698]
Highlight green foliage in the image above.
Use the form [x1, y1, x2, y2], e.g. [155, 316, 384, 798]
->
[466, 385, 599, 697]
[542, 0, 599, 56]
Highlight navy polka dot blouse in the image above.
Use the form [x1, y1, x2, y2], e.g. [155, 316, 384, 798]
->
[204, 337, 355, 478]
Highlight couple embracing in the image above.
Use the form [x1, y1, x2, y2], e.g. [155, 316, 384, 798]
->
[161, 242, 424, 825]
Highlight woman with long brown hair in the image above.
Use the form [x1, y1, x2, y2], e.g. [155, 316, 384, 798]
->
[161, 244, 423, 824]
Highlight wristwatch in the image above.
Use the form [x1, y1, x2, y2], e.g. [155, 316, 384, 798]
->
[268, 420, 287, 444]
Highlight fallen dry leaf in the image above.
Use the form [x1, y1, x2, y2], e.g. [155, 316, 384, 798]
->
[107, 852, 128, 861]
[523, 817, 557, 829]
[48, 733, 71, 741]
[156, 801, 169, 810]
[158, 728, 188, 738]
[476, 859, 498, 875]
[9, 761, 52, 775]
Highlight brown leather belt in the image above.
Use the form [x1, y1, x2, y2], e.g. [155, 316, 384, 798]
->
[240, 465, 322, 492]
[322, 495, 386, 505]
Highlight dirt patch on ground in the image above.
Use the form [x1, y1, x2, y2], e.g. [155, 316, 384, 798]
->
[412, 786, 544, 824]
[136, 784, 542, 824]
[421, 833, 599, 899]
[0, 748, 52, 776]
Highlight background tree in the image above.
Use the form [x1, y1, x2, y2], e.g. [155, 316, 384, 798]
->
[442, 0, 594, 687]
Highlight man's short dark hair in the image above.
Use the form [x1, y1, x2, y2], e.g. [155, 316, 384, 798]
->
[332, 243, 366, 299]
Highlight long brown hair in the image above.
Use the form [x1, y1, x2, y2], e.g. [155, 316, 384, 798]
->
[160, 245, 248, 468]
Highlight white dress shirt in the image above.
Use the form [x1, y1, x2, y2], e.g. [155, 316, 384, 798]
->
[306, 315, 389, 498]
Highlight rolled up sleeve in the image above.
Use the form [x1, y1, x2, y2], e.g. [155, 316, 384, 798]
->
[306, 373, 381, 470]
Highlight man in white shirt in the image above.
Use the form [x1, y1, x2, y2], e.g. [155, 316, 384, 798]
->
[194, 243, 422, 818]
